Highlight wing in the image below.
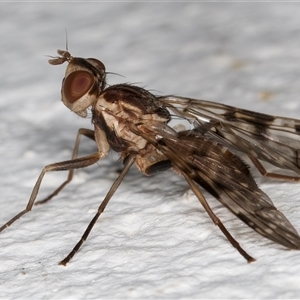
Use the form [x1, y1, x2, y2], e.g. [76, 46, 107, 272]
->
[153, 129, 300, 249]
[159, 96, 300, 174]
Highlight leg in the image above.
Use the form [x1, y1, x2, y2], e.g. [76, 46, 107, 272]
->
[249, 156, 300, 182]
[35, 128, 95, 205]
[59, 154, 136, 266]
[0, 152, 102, 233]
[182, 172, 255, 263]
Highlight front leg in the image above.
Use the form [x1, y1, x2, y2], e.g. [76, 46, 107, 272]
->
[0, 151, 104, 233]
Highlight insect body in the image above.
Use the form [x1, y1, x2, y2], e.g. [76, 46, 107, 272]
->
[1, 50, 300, 265]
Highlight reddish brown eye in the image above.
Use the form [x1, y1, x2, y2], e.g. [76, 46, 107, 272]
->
[64, 71, 94, 103]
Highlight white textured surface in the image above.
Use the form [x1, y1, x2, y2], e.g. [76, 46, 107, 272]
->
[1, 3, 300, 299]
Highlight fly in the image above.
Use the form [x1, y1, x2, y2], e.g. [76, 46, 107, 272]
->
[1, 49, 300, 265]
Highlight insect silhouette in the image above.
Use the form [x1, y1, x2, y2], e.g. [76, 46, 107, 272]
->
[1, 49, 300, 265]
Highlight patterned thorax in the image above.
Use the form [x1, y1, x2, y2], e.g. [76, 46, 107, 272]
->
[92, 84, 172, 175]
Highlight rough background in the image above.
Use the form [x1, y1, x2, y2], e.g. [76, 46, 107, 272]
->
[1, 2, 300, 299]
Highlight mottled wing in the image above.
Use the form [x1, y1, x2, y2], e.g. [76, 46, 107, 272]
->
[159, 96, 300, 174]
[155, 130, 300, 249]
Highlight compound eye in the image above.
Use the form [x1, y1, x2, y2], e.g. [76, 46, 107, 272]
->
[64, 71, 94, 103]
